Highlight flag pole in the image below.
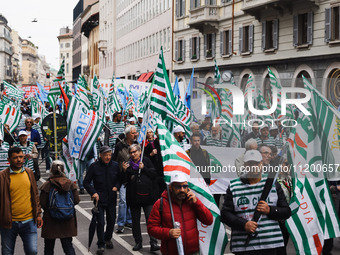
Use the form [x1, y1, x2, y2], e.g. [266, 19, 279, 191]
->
[166, 184, 185, 255]
[53, 104, 58, 159]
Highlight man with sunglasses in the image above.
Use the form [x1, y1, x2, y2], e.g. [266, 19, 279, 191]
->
[147, 173, 213, 255]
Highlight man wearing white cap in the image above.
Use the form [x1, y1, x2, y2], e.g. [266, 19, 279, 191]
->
[16, 131, 39, 179]
[221, 150, 291, 254]
[173, 125, 188, 149]
[0, 132, 10, 171]
[269, 125, 284, 148]
[254, 124, 276, 147]
[148, 172, 213, 255]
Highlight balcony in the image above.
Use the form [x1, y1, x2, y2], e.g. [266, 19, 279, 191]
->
[98, 40, 107, 52]
[242, 0, 318, 20]
[188, 6, 220, 34]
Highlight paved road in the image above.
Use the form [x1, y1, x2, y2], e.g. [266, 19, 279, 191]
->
[11, 160, 340, 255]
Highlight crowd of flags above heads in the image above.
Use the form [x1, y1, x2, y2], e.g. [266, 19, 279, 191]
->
[1, 47, 340, 254]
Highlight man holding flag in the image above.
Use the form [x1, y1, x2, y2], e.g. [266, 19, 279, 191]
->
[147, 172, 213, 255]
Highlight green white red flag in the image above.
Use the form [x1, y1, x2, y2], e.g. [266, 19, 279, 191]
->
[0, 96, 22, 132]
[156, 119, 228, 255]
[48, 60, 65, 109]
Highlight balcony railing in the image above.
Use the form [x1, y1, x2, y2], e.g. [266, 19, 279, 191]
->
[188, 6, 220, 33]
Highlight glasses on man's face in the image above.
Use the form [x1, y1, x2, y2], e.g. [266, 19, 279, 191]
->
[172, 184, 189, 190]
[130, 150, 138, 154]
[26, 122, 33, 124]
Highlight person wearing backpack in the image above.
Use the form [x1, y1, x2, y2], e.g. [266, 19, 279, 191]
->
[39, 160, 80, 255]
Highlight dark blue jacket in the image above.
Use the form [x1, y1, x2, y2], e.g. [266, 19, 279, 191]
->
[22, 128, 41, 145]
[83, 158, 120, 207]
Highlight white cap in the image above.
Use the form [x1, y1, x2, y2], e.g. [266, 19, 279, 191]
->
[170, 172, 188, 183]
[137, 113, 143, 118]
[18, 130, 28, 137]
[0, 132, 3, 141]
[128, 117, 136, 123]
[269, 125, 278, 131]
[259, 124, 269, 131]
[32, 113, 41, 120]
[173, 125, 185, 133]
[244, 150, 262, 163]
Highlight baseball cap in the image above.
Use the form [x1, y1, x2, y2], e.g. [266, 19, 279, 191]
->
[173, 125, 185, 133]
[99, 145, 112, 154]
[32, 113, 41, 120]
[259, 124, 269, 131]
[244, 150, 262, 162]
[129, 117, 136, 123]
[170, 172, 188, 183]
[269, 125, 278, 131]
[18, 130, 28, 137]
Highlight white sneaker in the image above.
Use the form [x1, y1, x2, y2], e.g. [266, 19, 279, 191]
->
[46, 170, 50, 174]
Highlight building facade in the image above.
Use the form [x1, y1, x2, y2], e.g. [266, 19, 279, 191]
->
[11, 30, 23, 86]
[173, 0, 340, 113]
[99, 0, 116, 80]
[81, 0, 99, 83]
[21, 39, 38, 86]
[0, 14, 13, 83]
[73, 0, 84, 81]
[37, 55, 51, 86]
[115, 0, 173, 80]
[58, 27, 73, 82]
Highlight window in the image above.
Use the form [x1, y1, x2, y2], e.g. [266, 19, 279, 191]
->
[176, 0, 185, 17]
[60, 43, 63, 48]
[189, 36, 200, 60]
[175, 39, 185, 62]
[66, 63, 69, 73]
[205, 0, 216, 5]
[239, 25, 254, 54]
[262, 20, 279, 51]
[65, 43, 70, 48]
[60, 53, 63, 59]
[293, 12, 313, 47]
[221, 0, 231, 4]
[66, 53, 69, 58]
[190, 0, 200, 9]
[204, 33, 216, 58]
[220, 29, 232, 56]
[325, 6, 340, 42]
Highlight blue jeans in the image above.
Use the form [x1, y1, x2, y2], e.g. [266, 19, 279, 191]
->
[117, 185, 132, 226]
[97, 203, 116, 248]
[78, 158, 94, 189]
[0, 220, 38, 255]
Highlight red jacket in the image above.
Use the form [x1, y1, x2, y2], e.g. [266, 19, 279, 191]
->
[147, 190, 213, 255]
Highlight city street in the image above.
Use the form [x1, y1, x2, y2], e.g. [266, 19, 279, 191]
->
[10, 159, 340, 255]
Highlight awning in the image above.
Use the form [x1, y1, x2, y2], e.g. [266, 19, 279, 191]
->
[137, 73, 147, 81]
[142, 72, 154, 82]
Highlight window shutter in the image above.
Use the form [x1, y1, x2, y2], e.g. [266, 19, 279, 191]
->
[262, 21, 266, 51]
[176, 0, 179, 18]
[175, 40, 178, 61]
[197, 37, 200, 60]
[182, 39, 185, 61]
[182, 0, 185, 16]
[189, 38, 192, 59]
[249, 24, 254, 53]
[220, 31, 224, 55]
[212, 33, 216, 57]
[273, 19, 279, 50]
[239, 27, 243, 53]
[307, 11, 313, 45]
[204, 34, 207, 57]
[325, 8, 331, 43]
[228, 29, 232, 55]
[293, 15, 298, 46]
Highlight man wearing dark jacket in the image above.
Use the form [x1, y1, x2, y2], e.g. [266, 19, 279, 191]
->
[147, 173, 213, 255]
[84, 146, 120, 255]
[221, 150, 291, 255]
[0, 147, 43, 255]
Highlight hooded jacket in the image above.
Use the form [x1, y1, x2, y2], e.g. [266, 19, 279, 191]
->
[39, 175, 80, 239]
[147, 190, 213, 255]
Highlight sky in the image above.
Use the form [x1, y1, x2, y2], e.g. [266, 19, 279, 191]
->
[1, 0, 79, 70]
